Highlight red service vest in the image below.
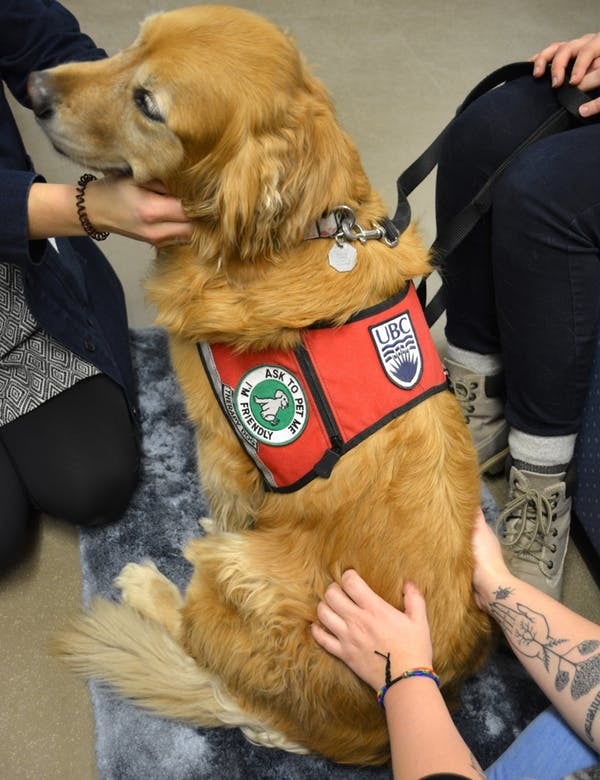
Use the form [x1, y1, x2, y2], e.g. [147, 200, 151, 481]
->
[198, 282, 448, 492]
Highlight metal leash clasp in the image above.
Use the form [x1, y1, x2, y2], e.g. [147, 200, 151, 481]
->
[333, 205, 399, 247]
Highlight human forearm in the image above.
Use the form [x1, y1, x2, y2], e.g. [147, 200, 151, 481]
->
[383, 678, 483, 779]
[472, 512, 600, 753]
[27, 182, 83, 239]
[478, 572, 600, 751]
[27, 178, 193, 245]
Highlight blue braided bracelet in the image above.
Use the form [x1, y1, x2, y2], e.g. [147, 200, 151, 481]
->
[376, 667, 441, 709]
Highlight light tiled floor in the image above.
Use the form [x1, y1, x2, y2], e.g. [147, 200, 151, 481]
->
[2, 2, 599, 778]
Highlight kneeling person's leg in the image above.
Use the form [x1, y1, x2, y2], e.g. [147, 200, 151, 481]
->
[0, 439, 36, 571]
[1, 375, 139, 526]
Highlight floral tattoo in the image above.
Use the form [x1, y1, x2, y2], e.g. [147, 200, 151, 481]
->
[490, 586, 600, 743]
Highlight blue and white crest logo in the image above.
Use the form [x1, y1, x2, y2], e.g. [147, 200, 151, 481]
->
[370, 311, 423, 389]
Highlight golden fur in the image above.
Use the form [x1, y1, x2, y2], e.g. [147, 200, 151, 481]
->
[38, 5, 492, 765]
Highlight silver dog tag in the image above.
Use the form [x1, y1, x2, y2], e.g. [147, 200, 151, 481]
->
[328, 242, 357, 272]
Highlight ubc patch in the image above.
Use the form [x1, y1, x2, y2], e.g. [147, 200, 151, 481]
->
[370, 311, 423, 389]
[232, 365, 308, 446]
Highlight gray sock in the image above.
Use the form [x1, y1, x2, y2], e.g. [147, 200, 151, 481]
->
[445, 343, 503, 376]
[509, 429, 576, 472]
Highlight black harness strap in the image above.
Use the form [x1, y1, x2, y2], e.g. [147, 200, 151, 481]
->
[390, 62, 591, 326]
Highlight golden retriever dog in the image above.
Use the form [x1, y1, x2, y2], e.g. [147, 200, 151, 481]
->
[30, 5, 492, 766]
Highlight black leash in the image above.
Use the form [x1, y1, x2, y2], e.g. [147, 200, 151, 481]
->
[390, 61, 592, 327]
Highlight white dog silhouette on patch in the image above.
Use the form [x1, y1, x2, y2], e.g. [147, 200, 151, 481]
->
[254, 390, 289, 423]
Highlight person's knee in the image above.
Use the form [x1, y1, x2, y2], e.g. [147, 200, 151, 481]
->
[58, 448, 140, 527]
[438, 75, 566, 220]
[0, 444, 37, 572]
[440, 79, 535, 176]
[1, 375, 141, 527]
[492, 142, 560, 232]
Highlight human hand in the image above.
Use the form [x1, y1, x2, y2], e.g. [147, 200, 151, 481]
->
[530, 32, 600, 117]
[471, 508, 515, 612]
[85, 176, 194, 247]
[311, 570, 433, 691]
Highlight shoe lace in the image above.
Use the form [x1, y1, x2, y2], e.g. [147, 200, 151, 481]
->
[496, 476, 560, 567]
[448, 377, 478, 423]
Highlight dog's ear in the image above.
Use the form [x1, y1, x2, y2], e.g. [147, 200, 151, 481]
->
[184, 72, 370, 267]
[214, 129, 290, 262]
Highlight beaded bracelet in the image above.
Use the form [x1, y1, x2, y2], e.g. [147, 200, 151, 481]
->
[376, 668, 441, 708]
[75, 173, 110, 241]
[374, 651, 440, 709]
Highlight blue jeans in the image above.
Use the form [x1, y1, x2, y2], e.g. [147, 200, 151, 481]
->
[436, 76, 600, 436]
[485, 707, 597, 779]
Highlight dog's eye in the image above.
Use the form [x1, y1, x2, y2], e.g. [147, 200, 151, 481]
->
[133, 88, 163, 122]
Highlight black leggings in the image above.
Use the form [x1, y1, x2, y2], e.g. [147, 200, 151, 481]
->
[0, 374, 139, 571]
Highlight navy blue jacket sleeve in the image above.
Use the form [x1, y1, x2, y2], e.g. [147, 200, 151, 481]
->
[0, 0, 106, 106]
[0, 2, 136, 415]
[0, 0, 107, 268]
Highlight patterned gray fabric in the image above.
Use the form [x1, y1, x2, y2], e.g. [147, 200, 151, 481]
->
[0, 262, 98, 426]
[79, 327, 548, 779]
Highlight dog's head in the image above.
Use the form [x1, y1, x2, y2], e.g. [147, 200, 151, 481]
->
[29, 5, 372, 265]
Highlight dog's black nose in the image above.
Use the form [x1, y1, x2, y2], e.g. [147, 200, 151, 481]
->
[28, 71, 55, 120]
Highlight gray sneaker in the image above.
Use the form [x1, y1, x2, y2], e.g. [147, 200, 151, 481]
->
[496, 459, 572, 601]
[444, 358, 509, 474]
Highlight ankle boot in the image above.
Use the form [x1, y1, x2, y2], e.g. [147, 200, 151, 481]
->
[496, 459, 573, 601]
[444, 358, 509, 474]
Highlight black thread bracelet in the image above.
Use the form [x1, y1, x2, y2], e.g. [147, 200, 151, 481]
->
[75, 173, 110, 241]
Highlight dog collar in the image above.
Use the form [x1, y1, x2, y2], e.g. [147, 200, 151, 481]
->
[304, 205, 400, 246]
[304, 205, 401, 273]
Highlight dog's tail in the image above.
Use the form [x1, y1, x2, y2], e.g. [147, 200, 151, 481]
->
[51, 599, 306, 753]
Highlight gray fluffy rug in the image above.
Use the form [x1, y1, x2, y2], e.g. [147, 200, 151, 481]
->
[79, 327, 547, 779]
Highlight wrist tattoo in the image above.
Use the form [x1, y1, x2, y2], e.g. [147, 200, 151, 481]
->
[493, 585, 514, 601]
